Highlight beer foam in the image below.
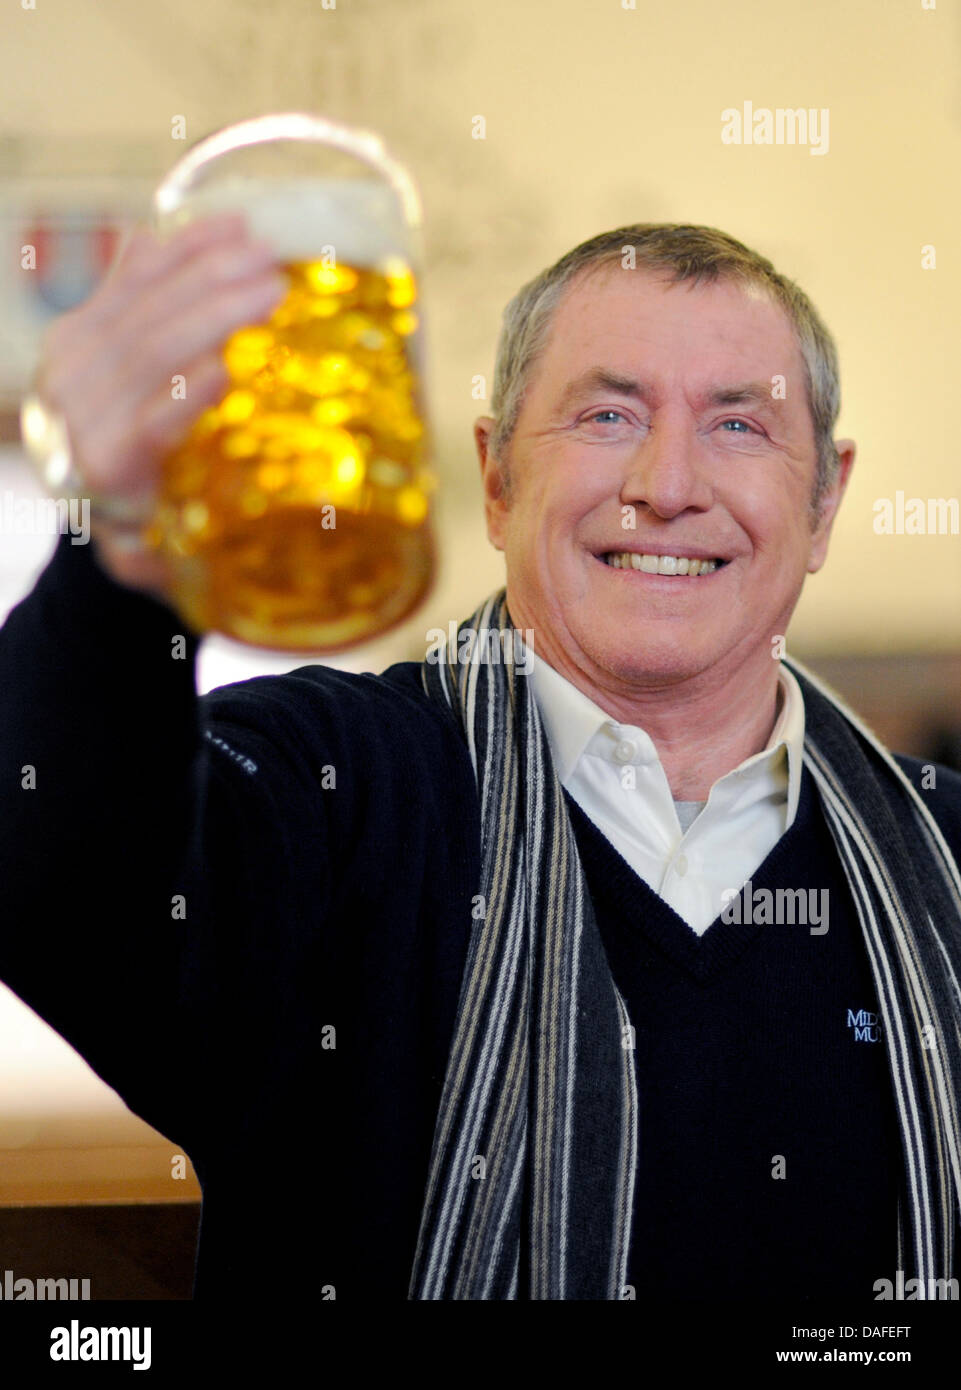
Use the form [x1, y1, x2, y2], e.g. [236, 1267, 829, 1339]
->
[160, 177, 412, 267]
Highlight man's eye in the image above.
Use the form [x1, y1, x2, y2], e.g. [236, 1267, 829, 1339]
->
[586, 409, 628, 425]
[719, 418, 756, 434]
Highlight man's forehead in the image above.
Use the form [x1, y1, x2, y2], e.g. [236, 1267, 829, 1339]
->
[555, 261, 792, 339]
[536, 263, 803, 397]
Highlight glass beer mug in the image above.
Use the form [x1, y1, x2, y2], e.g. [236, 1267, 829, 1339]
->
[146, 113, 435, 651]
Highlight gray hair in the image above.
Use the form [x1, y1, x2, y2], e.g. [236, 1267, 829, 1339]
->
[488, 223, 841, 511]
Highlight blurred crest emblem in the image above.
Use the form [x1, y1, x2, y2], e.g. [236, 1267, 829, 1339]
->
[23, 212, 120, 315]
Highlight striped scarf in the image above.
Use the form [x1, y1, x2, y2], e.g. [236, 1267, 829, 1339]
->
[409, 589, 961, 1300]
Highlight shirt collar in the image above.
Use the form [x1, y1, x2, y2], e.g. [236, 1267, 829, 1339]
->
[524, 646, 804, 822]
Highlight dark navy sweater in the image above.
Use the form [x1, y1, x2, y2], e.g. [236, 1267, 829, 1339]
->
[567, 788, 902, 1300]
[1, 531, 959, 1304]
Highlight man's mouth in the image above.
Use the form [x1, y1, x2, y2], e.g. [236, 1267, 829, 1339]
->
[599, 550, 727, 576]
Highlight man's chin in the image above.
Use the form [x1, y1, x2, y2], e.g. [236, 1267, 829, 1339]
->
[572, 629, 716, 691]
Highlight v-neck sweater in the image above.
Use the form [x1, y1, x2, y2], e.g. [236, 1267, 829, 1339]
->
[566, 779, 901, 1299]
[1, 531, 959, 1303]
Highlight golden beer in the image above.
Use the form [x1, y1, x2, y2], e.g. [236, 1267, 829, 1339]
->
[145, 254, 434, 650]
[150, 115, 435, 652]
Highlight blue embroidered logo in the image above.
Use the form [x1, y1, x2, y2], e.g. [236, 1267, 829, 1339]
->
[847, 1008, 882, 1042]
[203, 729, 258, 775]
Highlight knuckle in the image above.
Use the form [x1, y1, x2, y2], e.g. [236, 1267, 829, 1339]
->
[134, 383, 201, 456]
[124, 224, 162, 262]
[134, 401, 174, 453]
[136, 323, 177, 378]
[204, 244, 252, 282]
[237, 275, 287, 320]
[109, 226, 165, 285]
[210, 241, 275, 282]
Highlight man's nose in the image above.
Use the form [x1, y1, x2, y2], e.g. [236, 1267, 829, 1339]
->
[620, 414, 713, 520]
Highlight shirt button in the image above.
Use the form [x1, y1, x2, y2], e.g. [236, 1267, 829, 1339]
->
[675, 853, 688, 876]
[613, 738, 637, 764]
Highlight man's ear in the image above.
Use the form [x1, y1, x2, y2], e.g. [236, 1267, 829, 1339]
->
[475, 415, 510, 552]
[808, 438, 855, 573]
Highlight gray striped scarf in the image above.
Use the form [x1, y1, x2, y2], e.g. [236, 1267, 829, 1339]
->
[409, 589, 961, 1299]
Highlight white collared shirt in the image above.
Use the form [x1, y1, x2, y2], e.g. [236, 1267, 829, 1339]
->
[525, 653, 805, 935]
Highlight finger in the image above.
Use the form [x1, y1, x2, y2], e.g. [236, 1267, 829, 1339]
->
[105, 212, 252, 288]
[45, 243, 281, 432]
[36, 212, 270, 400]
[107, 348, 234, 498]
[103, 236, 282, 365]
[55, 270, 286, 483]
[90, 212, 262, 322]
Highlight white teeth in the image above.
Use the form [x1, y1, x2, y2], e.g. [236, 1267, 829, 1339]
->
[603, 551, 721, 576]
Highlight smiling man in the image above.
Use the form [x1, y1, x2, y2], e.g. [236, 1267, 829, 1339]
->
[444, 229, 961, 1303]
[2, 220, 960, 1309]
[476, 259, 853, 798]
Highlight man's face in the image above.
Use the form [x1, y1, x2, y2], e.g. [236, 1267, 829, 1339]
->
[476, 264, 853, 701]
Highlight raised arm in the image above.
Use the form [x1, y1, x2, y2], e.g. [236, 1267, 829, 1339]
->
[0, 217, 295, 1154]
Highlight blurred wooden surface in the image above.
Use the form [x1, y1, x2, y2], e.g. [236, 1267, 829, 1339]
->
[801, 653, 961, 771]
[0, 1136, 201, 1207]
[0, 1203, 200, 1299]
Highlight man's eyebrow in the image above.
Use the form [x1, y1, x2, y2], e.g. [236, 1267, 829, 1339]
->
[706, 382, 780, 411]
[556, 369, 651, 411]
[555, 370, 783, 414]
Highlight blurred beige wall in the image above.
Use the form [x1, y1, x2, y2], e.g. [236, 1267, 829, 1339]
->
[1, 0, 959, 663]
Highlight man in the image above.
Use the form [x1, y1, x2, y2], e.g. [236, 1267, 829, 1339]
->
[2, 218, 960, 1304]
